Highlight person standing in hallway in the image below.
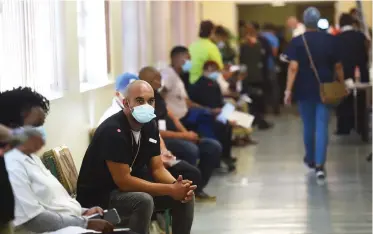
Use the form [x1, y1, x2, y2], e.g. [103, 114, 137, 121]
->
[283, 7, 345, 180]
[335, 13, 370, 136]
[286, 16, 306, 38]
[188, 20, 224, 85]
[261, 23, 281, 115]
[240, 23, 273, 130]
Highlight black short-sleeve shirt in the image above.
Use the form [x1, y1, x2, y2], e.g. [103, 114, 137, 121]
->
[76, 111, 160, 209]
[188, 76, 225, 109]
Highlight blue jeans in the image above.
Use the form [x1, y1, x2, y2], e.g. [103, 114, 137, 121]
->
[298, 101, 330, 166]
[164, 138, 221, 190]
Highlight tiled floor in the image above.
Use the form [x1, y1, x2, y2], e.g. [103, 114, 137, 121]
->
[192, 114, 372, 234]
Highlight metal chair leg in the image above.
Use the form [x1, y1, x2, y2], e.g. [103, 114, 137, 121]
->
[165, 209, 171, 234]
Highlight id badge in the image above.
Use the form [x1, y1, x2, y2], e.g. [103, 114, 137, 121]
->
[158, 120, 167, 131]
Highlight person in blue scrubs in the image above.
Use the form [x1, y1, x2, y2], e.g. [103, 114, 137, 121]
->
[261, 23, 281, 114]
[283, 7, 345, 180]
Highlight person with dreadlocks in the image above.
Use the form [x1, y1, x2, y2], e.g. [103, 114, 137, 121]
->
[1, 87, 114, 234]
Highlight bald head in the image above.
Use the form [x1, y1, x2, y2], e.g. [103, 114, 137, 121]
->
[124, 80, 153, 98]
[138, 66, 162, 91]
[287, 16, 298, 29]
[123, 80, 155, 112]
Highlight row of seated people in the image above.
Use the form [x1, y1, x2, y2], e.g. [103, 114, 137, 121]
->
[0, 44, 263, 234]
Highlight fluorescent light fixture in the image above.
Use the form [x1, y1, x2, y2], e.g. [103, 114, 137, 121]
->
[271, 1, 285, 7]
[318, 18, 329, 30]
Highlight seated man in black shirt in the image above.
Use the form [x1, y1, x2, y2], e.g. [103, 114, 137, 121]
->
[139, 66, 221, 201]
[188, 61, 236, 170]
[77, 80, 196, 234]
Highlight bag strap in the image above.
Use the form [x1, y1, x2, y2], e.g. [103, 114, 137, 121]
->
[301, 33, 321, 85]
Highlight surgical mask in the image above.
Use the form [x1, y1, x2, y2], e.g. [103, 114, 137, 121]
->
[207, 72, 220, 80]
[217, 41, 225, 49]
[182, 60, 192, 72]
[129, 103, 156, 124]
[34, 126, 47, 142]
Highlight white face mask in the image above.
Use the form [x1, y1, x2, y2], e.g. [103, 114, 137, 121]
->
[217, 41, 225, 49]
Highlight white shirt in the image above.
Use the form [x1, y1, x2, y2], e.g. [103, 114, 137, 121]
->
[4, 149, 82, 227]
[160, 66, 189, 119]
[293, 23, 306, 38]
[340, 25, 354, 32]
[216, 73, 230, 95]
[98, 97, 123, 126]
[131, 130, 140, 144]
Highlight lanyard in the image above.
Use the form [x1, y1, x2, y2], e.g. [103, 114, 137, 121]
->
[130, 132, 141, 173]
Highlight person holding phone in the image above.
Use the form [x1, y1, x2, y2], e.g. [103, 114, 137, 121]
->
[0, 87, 114, 234]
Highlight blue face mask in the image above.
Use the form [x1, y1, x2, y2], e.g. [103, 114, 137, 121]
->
[182, 60, 192, 72]
[207, 72, 220, 80]
[34, 126, 47, 142]
[130, 103, 156, 124]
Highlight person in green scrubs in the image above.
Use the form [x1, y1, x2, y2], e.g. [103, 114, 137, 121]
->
[188, 20, 224, 85]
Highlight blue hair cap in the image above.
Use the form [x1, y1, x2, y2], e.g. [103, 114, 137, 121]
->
[115, 73, 139, 92]
[303, 7, 321, 28]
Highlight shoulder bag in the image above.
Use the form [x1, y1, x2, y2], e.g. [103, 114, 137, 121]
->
[301, 33, 347, 105]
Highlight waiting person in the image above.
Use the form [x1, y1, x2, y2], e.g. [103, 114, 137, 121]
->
[283, 7, 345, 180]
[262, 23, 281, 114]
[0, 87, 114, 234]
[214, 25, 236, 65]
[335, 13, 370, 135]
[286, 16, 306, 38]
[99, 72, 204, 202]
[0, 125, 45, 234]
[98, 73, 139, 126]
[189, 20, 224, 85]
[77, 80, 196, 234]
[187, 61, 238, 168]
[240, 23, 273, 130]
[140, 66, 220, 201]
[161, 46, 237, 171]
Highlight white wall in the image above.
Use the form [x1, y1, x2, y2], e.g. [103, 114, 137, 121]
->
[41, 0, 200, 170]
[42, 1, 117, 170]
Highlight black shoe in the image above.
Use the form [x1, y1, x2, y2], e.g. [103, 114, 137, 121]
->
[221, 158, 236, 172]
[303, 157, 315, 169]
[195, 190, 216, 202]
[258, 121, 274, 130]
[315, 167, 326, 180]
[334, 130, 351, 136]
[229, 156, 237, 163]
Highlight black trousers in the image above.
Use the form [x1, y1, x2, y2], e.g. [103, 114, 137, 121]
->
[167, 160, 202, 192]
[245, 83, 267, 125]
[336, 94, 354, 134]
[336, 91, 367, 136]
[213, 121, 233, 160]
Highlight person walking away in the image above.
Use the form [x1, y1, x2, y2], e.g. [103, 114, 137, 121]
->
[286, 16, 306, 38]
[283, 7, 345, 180]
